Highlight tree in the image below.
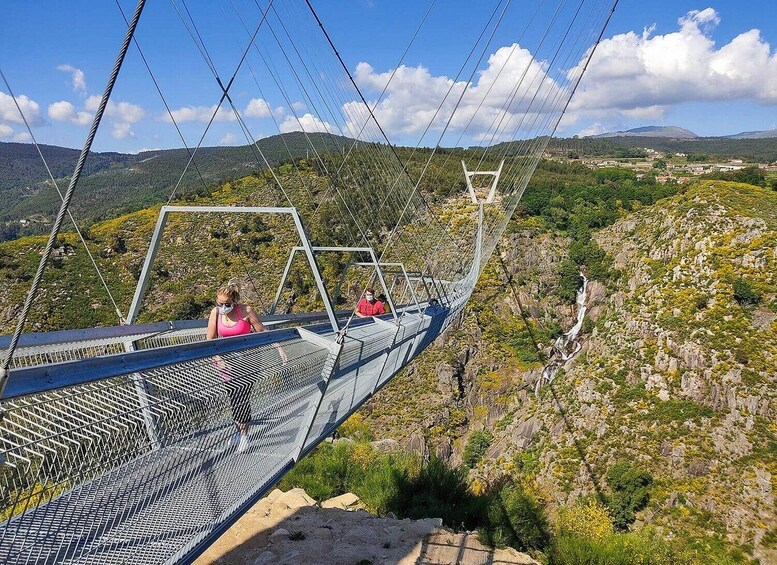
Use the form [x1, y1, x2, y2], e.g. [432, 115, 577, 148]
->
[606, 461, 653, 530]
[463, 430, 493, 468]
[559, 259, 582, 303]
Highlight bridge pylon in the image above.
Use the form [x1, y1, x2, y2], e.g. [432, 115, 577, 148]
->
[461, 159, 504, 204]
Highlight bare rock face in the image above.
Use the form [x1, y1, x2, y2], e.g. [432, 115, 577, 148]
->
[405, 432, 427, 457]
[434, 439, 452, 460]
[512, 416, 542, 448]
[275, 488, 316, 510]
[371, 439, 400, 453]
[320, 493, 361, 511]
[435, 361, 461, 397]
[688, 459, 709, 477]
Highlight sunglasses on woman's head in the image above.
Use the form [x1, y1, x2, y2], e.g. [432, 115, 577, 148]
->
[217, 301, 233, 307]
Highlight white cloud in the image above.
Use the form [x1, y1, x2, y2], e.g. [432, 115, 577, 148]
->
[57, 64, 87, 95]
[0, 123, 12, 138]
[575, 122, 608, 137]
[48, 100, 92, 125]
[13, 132, 32, 142]
[112, 122, 133, 139]
[330, 9, 777, 141]
[344, 44, 564, 142]
[49, 97, 144, 136]
[76, 96, 145, 138]
[565, 9, 777, 128]
[279, 112, 334, 134]
[219, 133, 238, 145]
[0, 91, 43, 125]
[245, 98, 272, 119]
[165, 104, 236, 123]
[291, 101, 307, 112]
[84, 96, 145, 123]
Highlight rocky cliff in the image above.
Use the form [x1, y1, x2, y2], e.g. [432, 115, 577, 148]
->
[363, 180, 776, 562]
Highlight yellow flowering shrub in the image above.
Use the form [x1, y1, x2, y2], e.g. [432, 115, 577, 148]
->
[556, 499, 614, 540]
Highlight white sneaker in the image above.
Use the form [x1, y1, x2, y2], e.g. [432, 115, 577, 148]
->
[237, 433, 249, 453]
[228, 431, 240, 448]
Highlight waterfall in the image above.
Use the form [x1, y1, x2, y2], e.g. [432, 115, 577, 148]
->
[536, 272, 588, 395]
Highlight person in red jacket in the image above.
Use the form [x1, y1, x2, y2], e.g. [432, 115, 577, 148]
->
[355, 287, 385, 317]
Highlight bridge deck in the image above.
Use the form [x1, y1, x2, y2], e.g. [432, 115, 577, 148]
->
[0, 306, 458, 564]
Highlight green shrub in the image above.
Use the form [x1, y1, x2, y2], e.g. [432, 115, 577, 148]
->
[480, 483, 550, 551]
[388, 456, 488, 530]
[650, 398, 713, 423]
[463, 430, 493, 468]
[732, 278, 760, 305]
[559, 259, 583, 303]
[605, 462, 653, 530]
[515, 450, 540, 475]
[279, 441, 355, 501]
[547, 528, 695, 565]
[281, 442, 484, 528]
[337, 413, 374, 442]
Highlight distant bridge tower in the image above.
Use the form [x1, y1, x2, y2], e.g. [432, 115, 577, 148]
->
[461, 159, 504, 204]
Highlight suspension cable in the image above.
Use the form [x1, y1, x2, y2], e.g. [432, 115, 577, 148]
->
[303, 0, 461, 255]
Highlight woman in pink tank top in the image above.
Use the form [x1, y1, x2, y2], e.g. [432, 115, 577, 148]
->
[206, 281, 268, 453]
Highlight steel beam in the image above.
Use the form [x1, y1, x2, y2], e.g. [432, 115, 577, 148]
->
[354, 262, 421, 315]
[2, 327, 301, 400]
[288, 214, 340, 334]
[126, 210, 169, 325]
[269, 247, 298, 315]
[462, 159, 504, 204]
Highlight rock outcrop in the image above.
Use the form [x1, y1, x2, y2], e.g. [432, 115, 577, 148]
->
[194, 489, 537, 565]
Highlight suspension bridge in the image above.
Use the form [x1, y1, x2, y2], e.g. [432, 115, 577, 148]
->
[0, 0, 617, 562]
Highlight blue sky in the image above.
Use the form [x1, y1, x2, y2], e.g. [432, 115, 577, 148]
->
[1, 1, 775, 152]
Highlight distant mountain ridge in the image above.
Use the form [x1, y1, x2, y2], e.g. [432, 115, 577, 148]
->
[725, 128, 777, 139]
[589, 125, 777, 139]
[590, 126, 698, 139]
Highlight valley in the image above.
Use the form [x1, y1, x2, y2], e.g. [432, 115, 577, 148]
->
[1, 142, 774, 563]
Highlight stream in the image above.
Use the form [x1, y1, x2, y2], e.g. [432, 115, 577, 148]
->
[535, 272, 588, 396]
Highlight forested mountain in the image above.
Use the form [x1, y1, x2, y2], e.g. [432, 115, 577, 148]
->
[726, 129, 777, 139]
[544, 136, 777, 163]
[591, 125, 698, 138]
[3, 133, 775, 243]
[0, 132, 354, 241]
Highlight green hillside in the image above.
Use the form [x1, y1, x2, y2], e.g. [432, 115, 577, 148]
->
[544, 136, 777, 163]
[0, 132, 354, 242]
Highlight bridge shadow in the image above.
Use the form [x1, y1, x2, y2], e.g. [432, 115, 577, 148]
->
[546, 380, 607, 506]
